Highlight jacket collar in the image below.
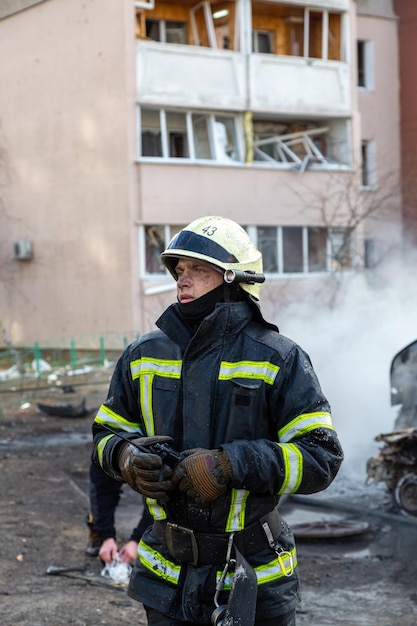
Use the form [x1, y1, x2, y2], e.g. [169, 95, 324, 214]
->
[156, 300, 254, 352]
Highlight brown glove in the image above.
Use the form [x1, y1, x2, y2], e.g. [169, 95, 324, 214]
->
[172, 448, 232, 503]
[118, 436, 175, 501]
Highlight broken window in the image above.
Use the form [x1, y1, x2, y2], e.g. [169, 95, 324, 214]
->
[143, 224, 353, 276]
[139, 107, 242, 162]
[145, 225, 166, 273]
[137, 1, 239, 50]
[190, 1, 238, 49]
[136, 2, 342, 58]
[251, 2, 342, 60]
[146, 19, 188, 44]
[143, 225, 186, 275]
[252, 118, 350, 169]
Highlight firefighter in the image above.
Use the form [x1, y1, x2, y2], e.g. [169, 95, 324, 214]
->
[92, 215, 343, 626]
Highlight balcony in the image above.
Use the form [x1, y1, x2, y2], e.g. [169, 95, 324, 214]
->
[137, 40, 350, 117]
[136, 40, 247, 110]
[249, 54, 350, 115]
[135, 0, 351, 117]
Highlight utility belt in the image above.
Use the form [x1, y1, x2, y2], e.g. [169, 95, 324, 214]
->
[152, 508, 283, 567]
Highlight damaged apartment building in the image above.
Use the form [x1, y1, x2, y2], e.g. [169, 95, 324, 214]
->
[0, 0, 403, 344]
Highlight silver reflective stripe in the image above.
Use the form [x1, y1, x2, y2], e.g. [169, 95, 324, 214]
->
[278, 411, 334, 443]
[216, 547, 298, 589]
[254, 547, 298, 584]
[225, 489, 249, 532]
[130, 357, 182, 379]
[219, 360, 279, 385]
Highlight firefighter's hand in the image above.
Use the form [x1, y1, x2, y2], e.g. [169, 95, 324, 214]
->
[118, 436, 175, 501]
[99, 537, 118, 563]
[172, 448, 232, 503]
[119, 540, 138, 564]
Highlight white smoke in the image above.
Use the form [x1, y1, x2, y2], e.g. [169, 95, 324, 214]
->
[277, 250, 417, 488]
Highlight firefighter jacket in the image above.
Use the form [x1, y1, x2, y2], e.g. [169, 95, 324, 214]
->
[92, 299, 343, 622]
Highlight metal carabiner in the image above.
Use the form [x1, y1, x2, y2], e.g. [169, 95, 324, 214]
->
[211, 533, 235, 626]
[261, 520, 294, 577]
[276, 548, 294, 578]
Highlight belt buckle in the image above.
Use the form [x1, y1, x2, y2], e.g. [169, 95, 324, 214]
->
[166, 523, 199, 566]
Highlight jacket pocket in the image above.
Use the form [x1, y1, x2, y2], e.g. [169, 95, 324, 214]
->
[224, 380, 262, 441]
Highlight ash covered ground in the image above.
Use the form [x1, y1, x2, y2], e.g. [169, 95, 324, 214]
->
[1, 373, 417, 626]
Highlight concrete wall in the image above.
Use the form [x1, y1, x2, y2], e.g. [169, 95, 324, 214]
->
[0, 0, 139, 345]
[356, 8, 402, 246]
[356, 0, 396, 18]
[0, 0, 404, 346]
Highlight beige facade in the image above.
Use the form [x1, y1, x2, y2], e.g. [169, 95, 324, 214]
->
[0, 0, 403, 347]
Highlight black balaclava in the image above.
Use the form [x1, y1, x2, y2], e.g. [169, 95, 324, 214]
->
[176, 283, 243, 329]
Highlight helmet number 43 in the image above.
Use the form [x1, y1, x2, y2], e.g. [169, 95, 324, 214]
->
[201, 225, 218, 237]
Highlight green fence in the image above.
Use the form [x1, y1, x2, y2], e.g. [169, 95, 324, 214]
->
[0, 332, 140, 392]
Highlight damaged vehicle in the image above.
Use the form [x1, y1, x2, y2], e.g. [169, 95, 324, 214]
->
[367, 339, 417, 518]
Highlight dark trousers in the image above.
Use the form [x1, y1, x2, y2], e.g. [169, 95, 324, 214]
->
[88, 461, 122, 539]
[144, 606, 296, 626]
[87, 460, 153, 542]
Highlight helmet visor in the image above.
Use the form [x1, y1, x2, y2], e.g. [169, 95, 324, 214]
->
[167, 230, 238, 264]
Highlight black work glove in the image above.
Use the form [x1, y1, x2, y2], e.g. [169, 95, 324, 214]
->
[118, 436, 175, 501]
[172, 448, 232, 503]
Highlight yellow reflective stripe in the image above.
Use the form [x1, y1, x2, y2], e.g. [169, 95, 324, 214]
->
[137, 540, 181, 585]
[219, 361, 279, 385]
[225, 489, 249, 532]
[146, 498, 167, 521]
[94, 405, 142, 433]
[140, 373, 154, 435]
[255, 547, 298, 584]
[97, 434, 114, 466]
[216, 547, 298, 589]
[130, 357, 182, 379]
[277, 443, 303, 494]
[278, 411, 334, 443]
[130, 358, 182, 436]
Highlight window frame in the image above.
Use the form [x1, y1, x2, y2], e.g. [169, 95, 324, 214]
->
[140, 225, 187, 279]
[357, 39, 375, 91]
[251, 225, 353, 276]
[138, 106, 243, 164]
[141, 224, 354, 279]
[252, 29, 274, 54]
[361, 139, 377, 190]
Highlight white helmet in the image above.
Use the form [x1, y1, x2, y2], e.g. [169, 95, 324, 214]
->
[161, 216, 264, 299]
